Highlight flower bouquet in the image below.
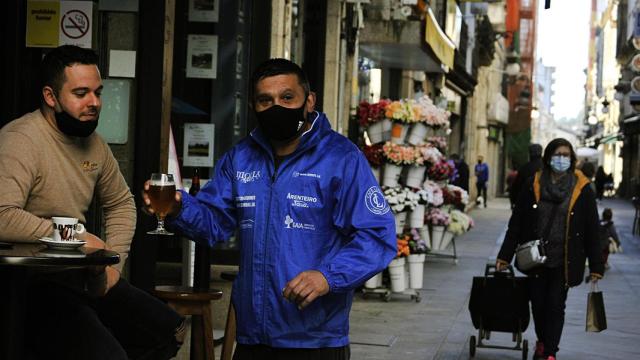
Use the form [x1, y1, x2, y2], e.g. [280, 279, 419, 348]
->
[427, 136, 448, 153]
[419, 144, 444, 166]
[384, 186, 419, 213]
[362, 144, 384, 184]
[396, 233, 411, 258]
[359, 100, 391, 144]
[447, 209, 474, 236]
[427, 159, 453, 181]
[414, 95, 450, 128]
[442, 184, 469, 207]
[408, 228, 427, 254]
[422, 180, 444, 207]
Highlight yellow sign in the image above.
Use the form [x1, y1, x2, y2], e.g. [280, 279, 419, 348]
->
[425, 8, 455, 70]
[26, 1, 60, 48]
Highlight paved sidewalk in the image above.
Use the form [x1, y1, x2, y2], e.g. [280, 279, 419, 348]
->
[349, 197, 640, 360]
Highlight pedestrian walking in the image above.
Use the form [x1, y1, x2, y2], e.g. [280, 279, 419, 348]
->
[451, 153, 470, 192]
[496, 138, 604, 360]
[510, 144, 543, 209]
[598, 208, 621, 270]
[595, 166, 607, 200]
[475, 155, 489, 207]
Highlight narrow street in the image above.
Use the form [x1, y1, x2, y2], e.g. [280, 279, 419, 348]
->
[349, 197, 640, 360]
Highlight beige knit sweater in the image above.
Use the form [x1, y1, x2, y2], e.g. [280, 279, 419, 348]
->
[0, 110, 136, 269]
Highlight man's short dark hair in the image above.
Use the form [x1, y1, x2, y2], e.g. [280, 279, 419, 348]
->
[39, 45, 98, 96]
[602, 208, 612, 221]
[542, 138, 577, 172]
[528, 143, 543, 159]
[249, 58, 310, 104]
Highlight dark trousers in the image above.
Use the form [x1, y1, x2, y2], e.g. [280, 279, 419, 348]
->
[233, 344, 350, 360]
[25, 276, 183, 360]
[476, 182, 487, 206]
[529, 266, 568, 357]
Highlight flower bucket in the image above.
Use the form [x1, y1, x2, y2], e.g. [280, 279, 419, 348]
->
[390, 123, 409, 144]
[407, 254, 426, 289]
[407, 122, 428, 145]
[370, 165, 381, 185]
[366, 121, 385, 144]
[382, 119, 393, 141]
[405, 166, 425, 188]
[388, 257, 406, 292]
[408, 204, 425, 228]
[431, 225, 445, 251]
[439, 230, 454, 251]
[394, 212, 407, 234]
[382, 163, 403, 187]
[419, 226, 431, 250]
[364, 272, 383, 289]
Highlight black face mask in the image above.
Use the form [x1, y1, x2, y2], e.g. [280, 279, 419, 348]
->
[255, 101, 307, 143]
[53, 97, 99, 138]
[55, 110, 98, 137]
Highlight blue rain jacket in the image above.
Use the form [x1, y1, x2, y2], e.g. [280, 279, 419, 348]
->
[169, 112, 396, 348]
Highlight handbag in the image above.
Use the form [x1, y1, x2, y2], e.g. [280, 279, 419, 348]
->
[608, 238, 618, 254]
[514, 203, 559, 272]
[586, 282, 607, 332]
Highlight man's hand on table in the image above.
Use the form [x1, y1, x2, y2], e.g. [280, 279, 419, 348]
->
[282, 270, 330, 310]
[76, 231, 107, 249]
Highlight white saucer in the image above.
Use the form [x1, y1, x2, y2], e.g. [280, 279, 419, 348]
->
[38, 237, 86, 250]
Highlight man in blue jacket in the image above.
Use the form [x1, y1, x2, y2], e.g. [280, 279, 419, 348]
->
[143, 59, 396, 359]
[474, 155, 489, 208]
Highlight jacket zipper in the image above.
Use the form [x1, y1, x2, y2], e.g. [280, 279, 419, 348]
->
[261, 163, 277, 342]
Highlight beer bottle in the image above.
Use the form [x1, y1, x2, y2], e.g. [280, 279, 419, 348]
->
[189, 168, 201, 196]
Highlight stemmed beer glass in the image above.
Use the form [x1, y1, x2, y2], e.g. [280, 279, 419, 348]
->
[147, 173, 176, 235]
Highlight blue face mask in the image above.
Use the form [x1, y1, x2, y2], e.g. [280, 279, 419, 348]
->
[550, 155, 571, 173]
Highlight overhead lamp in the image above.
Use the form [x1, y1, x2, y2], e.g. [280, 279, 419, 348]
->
[587, 114, 598, 125]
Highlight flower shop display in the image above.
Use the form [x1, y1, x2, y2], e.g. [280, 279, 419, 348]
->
[358, 94, 473, 299]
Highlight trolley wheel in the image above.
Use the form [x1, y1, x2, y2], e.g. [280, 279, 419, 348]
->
[469, 335, 476, 357]
[383, 291, 391, 302]
[522, 339, 528, 360]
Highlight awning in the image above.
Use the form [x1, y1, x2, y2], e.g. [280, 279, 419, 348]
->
[359, 42, 444, 72]
[425, 8, 455, 70]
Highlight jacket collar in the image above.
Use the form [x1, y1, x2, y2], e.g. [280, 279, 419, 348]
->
[533, 169, 590, 212]
[249, 111, 330, 157]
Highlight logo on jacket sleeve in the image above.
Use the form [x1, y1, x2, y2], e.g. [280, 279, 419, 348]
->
[365, 186, 390, 215]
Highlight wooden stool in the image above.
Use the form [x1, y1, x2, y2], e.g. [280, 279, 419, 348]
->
[219, 272, 238, 360]
[154, 286, 223, 360]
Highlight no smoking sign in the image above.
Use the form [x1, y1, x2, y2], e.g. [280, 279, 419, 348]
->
[58, 1, 92, 48]
[61, 10, 89, 39]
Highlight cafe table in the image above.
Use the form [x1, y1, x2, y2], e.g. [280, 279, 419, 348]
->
[0, 242, 120, 360]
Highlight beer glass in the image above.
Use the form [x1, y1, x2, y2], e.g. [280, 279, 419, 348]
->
[147, 173, 176, 235]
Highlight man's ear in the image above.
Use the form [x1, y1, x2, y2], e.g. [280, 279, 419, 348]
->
[306, 91, 316, 113]
[42, 86, 57, 109]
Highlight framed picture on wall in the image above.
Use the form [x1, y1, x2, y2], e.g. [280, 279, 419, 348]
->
[186, 34, 218, 79]
[188, 0, 219, 23]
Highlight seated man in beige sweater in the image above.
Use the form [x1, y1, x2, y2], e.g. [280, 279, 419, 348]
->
[0, 45, 183, 360]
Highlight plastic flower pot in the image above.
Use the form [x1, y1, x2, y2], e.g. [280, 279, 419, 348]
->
[382, 163, 403, 187]
[394, 212, 407, 234]
[366, 121, 385, 144]
[388, 257, 406, 292]
[408, 204, 425, 228]
[406, 166, 425, 188]
[431, 225, 445, 251]
[381, 119, 392, 141]
[364, 272, 383, 289]
[407, 254, 426, 289]
[439, 230, 454, 251]
[407, 122, 428, 145]
[390, 123, 409, 144]
[419, 226, 431, 250]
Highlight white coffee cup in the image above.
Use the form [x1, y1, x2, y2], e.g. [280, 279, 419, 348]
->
[51, 217, 86, 242]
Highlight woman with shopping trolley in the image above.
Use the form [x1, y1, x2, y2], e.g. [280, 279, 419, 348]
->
[496, 138, 604, 360]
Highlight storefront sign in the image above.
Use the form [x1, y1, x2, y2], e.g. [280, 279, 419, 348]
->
[425, 8, 455, 70]
[26, 1, 93, 48]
